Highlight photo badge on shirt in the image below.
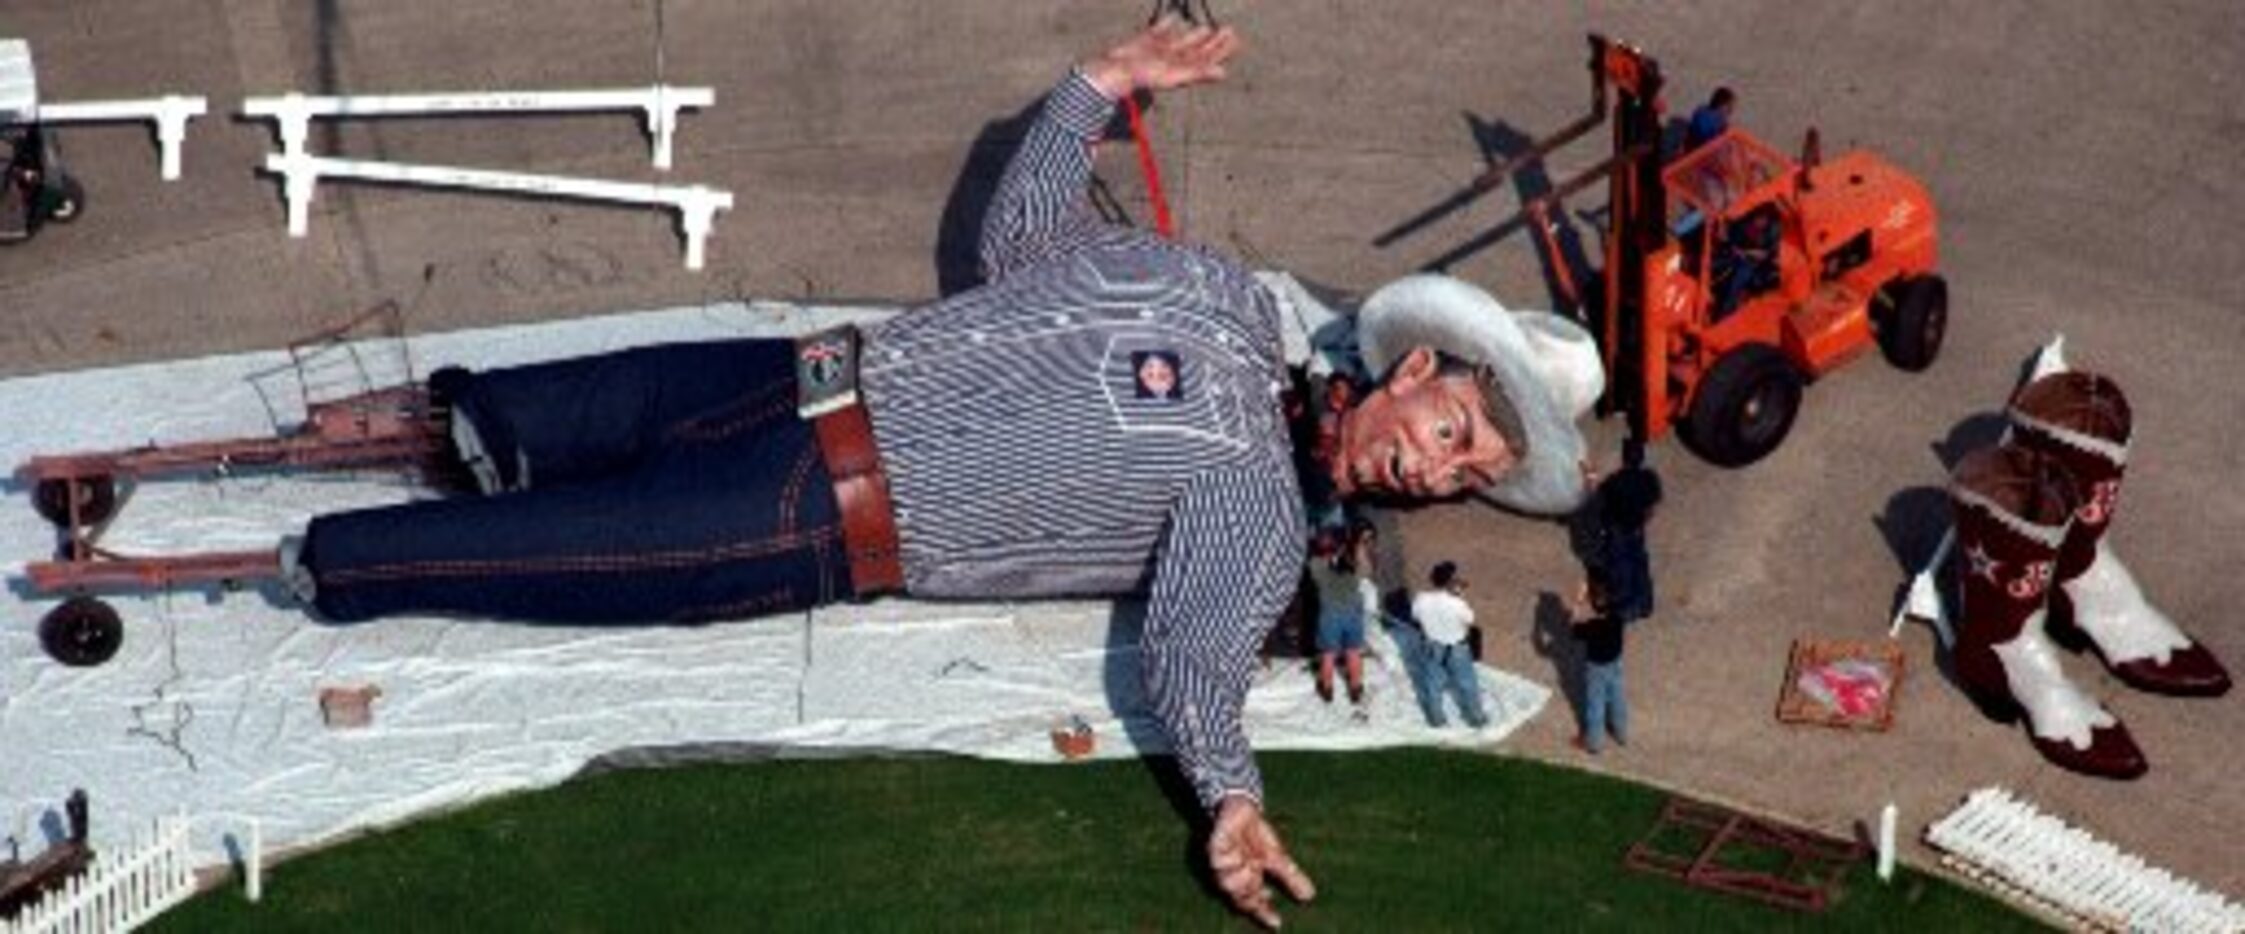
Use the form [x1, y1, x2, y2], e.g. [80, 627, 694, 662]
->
[1102, 335, 1249, 450]
[1132, 350, 1184, 401]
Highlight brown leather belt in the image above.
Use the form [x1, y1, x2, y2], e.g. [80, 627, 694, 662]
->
[813, 402, 905, 597]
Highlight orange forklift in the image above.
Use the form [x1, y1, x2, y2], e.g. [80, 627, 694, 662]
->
[1475, 35, 1946, 466]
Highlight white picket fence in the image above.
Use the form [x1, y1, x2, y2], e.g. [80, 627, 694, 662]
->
[1927, 787, 2245, 933]
[1, 815, 196, 934]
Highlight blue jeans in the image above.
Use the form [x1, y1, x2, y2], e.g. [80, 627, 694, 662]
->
[1388, 623, 1439, 719]
[1423, 641, 1488, 728]
[1582, 659, 1629, 751]
[300, 339, 858, 624]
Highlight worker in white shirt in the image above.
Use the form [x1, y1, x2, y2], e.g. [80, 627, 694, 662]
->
[1409, 561, 1489, 728]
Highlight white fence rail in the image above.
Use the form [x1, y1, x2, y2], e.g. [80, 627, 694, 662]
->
[4, 96, 209, 181]
[265, 153, 734, 269]
[1927, 786, 2245, 933]
[241, 86, 712, 169]
[1, 814, 196, 934]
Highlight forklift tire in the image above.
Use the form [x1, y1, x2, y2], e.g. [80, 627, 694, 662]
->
[1685, 344, 1803, 469]
[33, 476, 119, 528]
[1878, 275, 1947, 372]
[48, 176, 85, 224]
[39, 596, 124, 668]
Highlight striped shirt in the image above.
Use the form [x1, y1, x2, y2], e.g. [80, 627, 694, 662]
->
[858, 70, 1306, 810]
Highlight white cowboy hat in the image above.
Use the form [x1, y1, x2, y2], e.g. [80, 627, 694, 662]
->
[1356, 274, 1604, 515]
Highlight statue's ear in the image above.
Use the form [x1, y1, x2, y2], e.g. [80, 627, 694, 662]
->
[1386, 346, 1440, 391]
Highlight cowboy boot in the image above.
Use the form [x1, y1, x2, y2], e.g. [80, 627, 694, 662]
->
[2009, 371, 2232, 696]
[1950, 443, 2147, 779]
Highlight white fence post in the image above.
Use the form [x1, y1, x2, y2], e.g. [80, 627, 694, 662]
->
[1877, 802, 1898, 882]
[246, 818, 262, 904]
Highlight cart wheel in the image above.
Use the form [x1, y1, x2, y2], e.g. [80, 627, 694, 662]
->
[33, 476, 119, 527]
[47, 175, 85, 224]
[1878, 275, 1947, 372]
[39, 597, 123, 667]
[1685, 344, 1803, 469]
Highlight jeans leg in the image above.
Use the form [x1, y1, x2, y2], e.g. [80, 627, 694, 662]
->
[1605, 659, 1629, 743]
[449, 339, 801, 490]
[1439, 647, 1487, 728]
[1411, 636, 1447, 727]
[1451, 649, 1489, 728]
[1389, 624, 1437, 723]
[301, 408, 853, 624]
[1582, 662, 1612, 751]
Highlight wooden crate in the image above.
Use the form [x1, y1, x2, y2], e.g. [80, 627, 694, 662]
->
[1775, 638, 1905, 732]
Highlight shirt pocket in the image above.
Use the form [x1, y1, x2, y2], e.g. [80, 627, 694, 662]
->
[1100, 333, 1250, 452]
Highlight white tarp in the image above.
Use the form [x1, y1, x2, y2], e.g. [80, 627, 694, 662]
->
[0, 297, 1547, 867]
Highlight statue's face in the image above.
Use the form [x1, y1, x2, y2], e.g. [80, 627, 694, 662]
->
[1328, 346, 1516, 500]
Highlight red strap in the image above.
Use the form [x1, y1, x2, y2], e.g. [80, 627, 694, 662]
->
[1124, 94, 1174, 238]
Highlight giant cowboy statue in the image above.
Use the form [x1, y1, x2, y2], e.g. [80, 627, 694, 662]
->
[269, 18, 1603, 927]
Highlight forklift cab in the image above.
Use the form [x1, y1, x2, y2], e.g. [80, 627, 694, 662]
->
[1655, 129, 1803, 345]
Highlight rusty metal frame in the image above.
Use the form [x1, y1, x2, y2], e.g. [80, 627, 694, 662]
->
[16, 303, 447, 595]
[1623, 796, 1869, 912]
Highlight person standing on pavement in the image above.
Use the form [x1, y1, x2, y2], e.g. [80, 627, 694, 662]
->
[1308, 520, 1375, 705]
[1411, 561, 1489, 728]
[1569, 572, 1629, 752]
[1594, 438, 1661, 626]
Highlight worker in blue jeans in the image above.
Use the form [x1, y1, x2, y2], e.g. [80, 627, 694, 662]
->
[1570, 572, 1629, 753]
[1409, 561, 1488, 728]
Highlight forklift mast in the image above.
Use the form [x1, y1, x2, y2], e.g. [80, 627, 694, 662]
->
[1586, 34, 1666, 437]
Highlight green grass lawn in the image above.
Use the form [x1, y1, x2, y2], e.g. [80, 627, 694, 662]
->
[157, 750, 2038, 932]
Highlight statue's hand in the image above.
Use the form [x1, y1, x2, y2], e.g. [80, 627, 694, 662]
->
[1082, 16, 1243, 100]
[1207, 796, 1316, 929]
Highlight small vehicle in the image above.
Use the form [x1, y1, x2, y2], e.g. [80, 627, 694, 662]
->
[1418, 35, 1946, 466]
[0, 790, 91, 921]
[18, 304, 453, 667]
[1, 40, 88, 244]
[0, 124, 86, 242]
[1637, 106, 1944, 466]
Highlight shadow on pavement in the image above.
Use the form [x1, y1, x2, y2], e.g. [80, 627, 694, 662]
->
[933, 101, 1038, 296]
[1529, 589, 1586, 732]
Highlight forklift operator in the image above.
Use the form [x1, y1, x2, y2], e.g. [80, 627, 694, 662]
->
[279, 17, 1599, 930]
[1713, 205, 1780, 319]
